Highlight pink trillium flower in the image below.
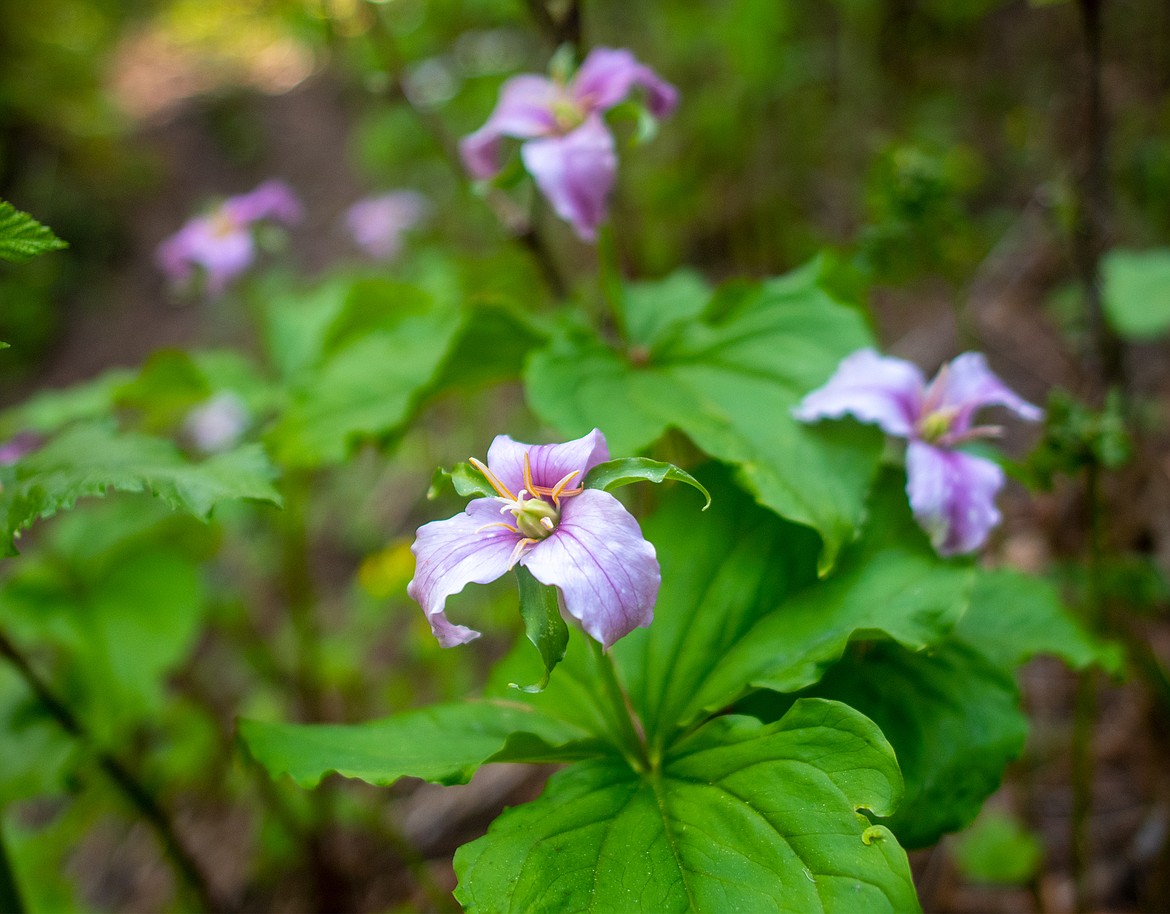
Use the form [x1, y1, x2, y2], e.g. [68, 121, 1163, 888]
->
[182, 392, 250, 454]
[344, 191, 428, 260]
[794, 349, 1043, 556]
[407, 429, 660, 649]
[460, 47, 678, 242]
[156, 180, 303, 295]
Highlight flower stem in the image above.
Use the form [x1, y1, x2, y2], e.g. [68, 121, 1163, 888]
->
[586, 638, 648, 772]
[0, 816, 25, 914]
[0, 627, 224, 912]
[597, 223, 630, 343]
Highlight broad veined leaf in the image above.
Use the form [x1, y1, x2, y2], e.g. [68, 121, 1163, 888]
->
[525, 261, 883, 566]
[267, 305, 463, 467]
[955, 568, 1123, 674]
[1101, 248, 1170, 340]
[0, 369, 134, 438]
[612, 467, 971, 746]
[0, 201, 67, 264]
[582, 457, 711, 508]
[454, 699, 920, 913]
[239, 702, 603, 789]
[0, 422, 281, 554]
[754, 640, 1027, 848]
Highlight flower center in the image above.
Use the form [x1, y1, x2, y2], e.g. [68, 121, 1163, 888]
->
[551, 97, 585, 134]
[501, 489, 560, 540]
[210, 209, 240, 238]
[917, 408, 955, 444]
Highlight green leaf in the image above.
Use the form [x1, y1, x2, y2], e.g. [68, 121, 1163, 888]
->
[512, 567, 568, 693]
[427, 300, 548, 392]
[454, 700, 919, 913]
[267, 310, 462, 468]
[239, 702, 600, 789]
[1101, 248, 1170, 339]
[952, 811, 1044, 885]
[0, 819, 24, 914]
[582, 457, 711, 509]
[765, 640, 1027, 848]
[0, 369, 134, 438]
[0, 422, 281, 554]
[525, 262, 883, 566]
[428, 462, 498, 500]
[0, 665, 78, 803]
[0, 202, 67, 264]
[614, 468, 971, 746]
[955, 568, 1123, 674]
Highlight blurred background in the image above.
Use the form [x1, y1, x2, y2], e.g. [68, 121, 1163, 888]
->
[3, 0, 1170, 911]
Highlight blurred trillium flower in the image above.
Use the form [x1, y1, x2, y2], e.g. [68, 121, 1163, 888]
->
[460, 47, 678, 242]
[156, 180, 302, 295]
[344, 191, 428, 260]
[0, 431, 42, 466]
[183, 392, 250, 453]
[795, 349, 1042, 555]
[408, 429, 660, 649]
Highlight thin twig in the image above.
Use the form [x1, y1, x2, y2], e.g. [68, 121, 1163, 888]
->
[0, 628, 225, 913]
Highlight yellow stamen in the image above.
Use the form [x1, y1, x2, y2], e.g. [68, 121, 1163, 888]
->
[506, 537, 541, 569]
[523, 452, 536, 498]
[476, 521, 520, 535]
[469, 457, 516, 500]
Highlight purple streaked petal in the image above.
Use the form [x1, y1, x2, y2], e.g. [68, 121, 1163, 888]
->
[519, 489, 659, 648]
[929, 352, 1043, 435]
[520, 114, 616, 242]
[486, 428, 610, 496]
[571, 47, 679, 118]
[407, 498, 521, 647]
[344, 191, 428, 260]
[793, 348, 926, 438]
[222, 180, 303, 226]
[459, 74, 562, 179]
[905, 441, 1005, 556]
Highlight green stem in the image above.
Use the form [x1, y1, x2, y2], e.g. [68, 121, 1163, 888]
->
[1071, 459, 1104, 912]
[0, 629, 223, 912]
[0, 814, 25, 914]
[597, 223, 629, 343]
[586, 638, 648, 772]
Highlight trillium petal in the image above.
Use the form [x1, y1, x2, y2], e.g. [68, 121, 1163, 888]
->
[521, 115, 616, 242]
[486, 428, 610, 496]
[930, 352, 1043, 434]
[519, 489, 659, 648]
[157, 218, 256, 295]
[793, 348, 926, 438]
[344, 190, 428, 260]
[407, 498, 520, 647]
[459, 74, 562, 179]
[223, 179, 303, 226]
[905, 441, 1005, 556]
[571, 47, 679, 118]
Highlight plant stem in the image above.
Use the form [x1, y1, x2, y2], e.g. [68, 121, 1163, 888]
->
[597, 223, 630, 343]
[363, 10, 569, 299]
[0, 815, 25, 914]
[586, 638, 648, 771]
[1074, 0, 1123, 389]
[0, 628, 224, 912]
[524, 0, 583, 56]
[1071, 459, 1105, 912]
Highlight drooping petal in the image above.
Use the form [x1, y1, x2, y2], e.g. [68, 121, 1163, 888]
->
[928, 352, 1043, 435]
[571, 47, 679, 118]
[486, 428, 610, 496]
[407, 499, 521, 646]
[344, 190, 428, 260]
[223, 179, 303, 226]
[459, 74, 562, 179]
[519, 489, 659, 648]
[905, 441, 1005, 556]
[793, 348, 926, 438]
[520, 114, 616, 242]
